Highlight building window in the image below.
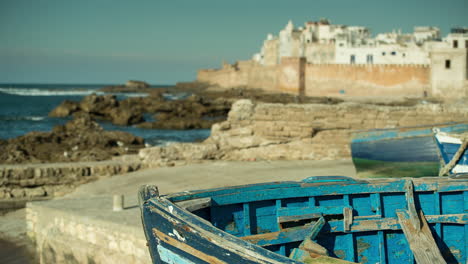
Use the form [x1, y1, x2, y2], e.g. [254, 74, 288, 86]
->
[350, 55, 356, 64]
[366, 54, 373, 64]
[382, 52, 386, 56]
[453, 40, 458, 48]
[391, 51, 396, 55]
[402, 53, 406, 57]
[445, 60, 451, 69]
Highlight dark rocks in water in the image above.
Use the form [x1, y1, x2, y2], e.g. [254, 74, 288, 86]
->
[49, 94, 144, 126]
[125, 80, 150, 88]
[49, 93, 231, 130]
[0, 116, 145, 164]
[48, 100, 80, 118]
[99, 80, 164, 93]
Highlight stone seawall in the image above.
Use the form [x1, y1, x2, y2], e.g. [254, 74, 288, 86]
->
[26, 197, 149, 264]
[0, 159, 143, 204]
[140, 100, 468, 164]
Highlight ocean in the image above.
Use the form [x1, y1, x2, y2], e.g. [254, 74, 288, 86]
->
[0, 83, 210, 145]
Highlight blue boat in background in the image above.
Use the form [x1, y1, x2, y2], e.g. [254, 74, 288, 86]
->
[351, 123, 468, 178]
[434, 129, 468, 176]
[139, 176, 468, 263]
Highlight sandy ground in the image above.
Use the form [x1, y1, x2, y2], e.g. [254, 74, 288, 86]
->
[0, 159, 356, 263]
[68, 159, 356, 197]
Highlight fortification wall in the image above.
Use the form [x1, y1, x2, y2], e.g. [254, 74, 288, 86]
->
[305, 64, 431, 97]
[198, 60, 432, 97]
[197, 61, 278, 91]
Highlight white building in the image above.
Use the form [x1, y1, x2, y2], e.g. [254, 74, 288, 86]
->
[252, 19, 463, 67]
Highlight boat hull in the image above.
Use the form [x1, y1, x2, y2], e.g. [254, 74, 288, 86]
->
[140, 176, 468, 264]
[351, 123, 468, 178]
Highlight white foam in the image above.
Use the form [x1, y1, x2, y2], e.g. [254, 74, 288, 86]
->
[0, 87, 105, 96]
[0, 115, 46, 121]
[163, 92, 190, 101]
[116, 92, 149, 98]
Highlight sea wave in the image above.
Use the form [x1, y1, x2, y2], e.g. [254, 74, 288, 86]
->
[116, 92, 149, 98]
[0, 87, 149, 98]
[0, 115, 46, 121]
[163, 92, 191, 101]
[0, 87, 105, 96]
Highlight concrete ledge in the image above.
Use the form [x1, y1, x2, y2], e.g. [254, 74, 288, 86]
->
[26, 196, 150, 264]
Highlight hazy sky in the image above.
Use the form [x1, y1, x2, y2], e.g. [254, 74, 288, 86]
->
[0, 0, 467, 84]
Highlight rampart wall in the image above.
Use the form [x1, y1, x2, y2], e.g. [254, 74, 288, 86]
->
[304, 64, 431, 97]
[198, 59, 432, 97]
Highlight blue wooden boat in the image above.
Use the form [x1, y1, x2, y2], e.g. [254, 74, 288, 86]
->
[434, 129, 468, 176]
[139, 176, 468, 264]
[351, 123, 468, 178]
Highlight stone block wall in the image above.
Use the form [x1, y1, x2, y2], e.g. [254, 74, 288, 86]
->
[0, 161, 142, 201]
[140, 100, 468, 164]
[207, 100, 468, 160]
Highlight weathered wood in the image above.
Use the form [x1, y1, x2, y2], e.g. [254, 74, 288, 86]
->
[244, 213, 467, 247]
[306, 216, 325, 240]
[278, 205, 347, 223]
[243, 203, 251, 236]
[138, 185, 159, 207]
[439, 138, 468, 176]
[289, 248, 353, 263]
[241, 217, 324, 247]
[176, 197, 212, 212]
[396, 210, 447, 264]
[241, 225, 313, 246]
[329, 213, 468, 233]
[404, 179, 421, 231]
[298, 216, 329, 256]
[300, 239, 329, 256]
[343, 207, 353, 231]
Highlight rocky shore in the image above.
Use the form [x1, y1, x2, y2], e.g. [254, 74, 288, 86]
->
[0, 116, 144, 164]
[1, 80, 466, 206]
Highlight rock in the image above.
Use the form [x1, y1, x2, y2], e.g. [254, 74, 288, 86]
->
[108, 107, 144, 126]
[49, 100, 80, 117]
[125, 80, 150, 89]
[0, 116, 145, 164]
[228, 99, 255, 121]
[79, 94, 118, 113]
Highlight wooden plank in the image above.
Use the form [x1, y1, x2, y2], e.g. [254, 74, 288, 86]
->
[465, 191, 468, 264]
[327, 213, 468, 233]
[298, 217, 329, 257]
[176, 197, 211, 212]
[240, 213, 467, 251]
[243, 203, 251, 236]
[289, 248, 353, 263]
[274, 199, 286, 255]
[241, 226, 312, 247]
[404, 179, 421, 231]
[306, 216, 325, 240]
[396, 210, 447, 264]
[277, 205, 348, 223]
[343, 194, 355, 263]
[343, 207, 353, 231]
[167, 178, 468, 205]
